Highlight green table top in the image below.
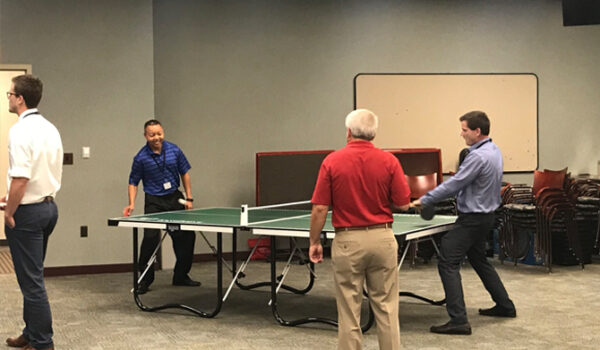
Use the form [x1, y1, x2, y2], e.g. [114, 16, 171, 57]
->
[108, 207, 456, 237]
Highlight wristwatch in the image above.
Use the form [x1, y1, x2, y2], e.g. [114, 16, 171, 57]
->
[185, 198, 194, 202]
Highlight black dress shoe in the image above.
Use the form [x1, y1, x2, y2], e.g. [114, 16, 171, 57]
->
[136, 281, 150, 295]
[430, 321, 472, 335]
[479, 305, 516, 318]
[172, 278, 201, 287]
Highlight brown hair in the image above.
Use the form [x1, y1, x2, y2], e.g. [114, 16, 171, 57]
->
[459, 111, 490, 135]
[12, 74, 43, 108]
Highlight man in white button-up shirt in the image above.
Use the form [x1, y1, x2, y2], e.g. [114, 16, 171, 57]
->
[3, 75, 62, 350]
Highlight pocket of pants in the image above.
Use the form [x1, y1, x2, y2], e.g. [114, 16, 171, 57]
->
[332, 239, 360, 273]
[332, 239, 359, 257]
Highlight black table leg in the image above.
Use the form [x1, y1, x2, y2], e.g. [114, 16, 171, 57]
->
[269, 235, 375, 331]
[132, 229, 223, 318]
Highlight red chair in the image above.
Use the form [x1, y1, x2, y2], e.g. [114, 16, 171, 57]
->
[405, 173, 437, 200]
[532, 168, 568, 197]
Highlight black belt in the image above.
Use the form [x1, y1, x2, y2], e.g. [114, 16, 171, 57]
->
[21, 196, 53, 206]
[145, 191, 179, 199]
[335, 222, 392, 233]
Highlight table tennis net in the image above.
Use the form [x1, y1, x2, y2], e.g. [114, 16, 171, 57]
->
[241, 200, 312, 226]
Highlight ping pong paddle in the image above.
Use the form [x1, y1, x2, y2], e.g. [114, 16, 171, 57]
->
[420, 205, 435, 221]
[178, 198, 187, 206]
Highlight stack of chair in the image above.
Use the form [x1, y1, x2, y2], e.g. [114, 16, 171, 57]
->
[497, 184, 536, 264]
[566, 177, 600, 261]
[535, 187, 583, 271]
[530, 168, 587, 271]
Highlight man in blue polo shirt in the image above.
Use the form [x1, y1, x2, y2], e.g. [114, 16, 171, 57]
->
[123, 119, 198, 294]
[412, 111, 516, 335]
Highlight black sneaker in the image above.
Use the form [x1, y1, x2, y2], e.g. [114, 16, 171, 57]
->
[172, 278, 201, 287]
[430, 321, 472, 335]
[478, 305, 516, 318]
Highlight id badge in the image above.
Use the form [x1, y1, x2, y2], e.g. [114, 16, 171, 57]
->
[163, 182, 172, 190]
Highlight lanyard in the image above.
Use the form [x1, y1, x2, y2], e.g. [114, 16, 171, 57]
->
[474, 138, 492, 150]
[460, 138, 492, 166]
[21, 111, 38, 119]
[151, 150, 166, 173]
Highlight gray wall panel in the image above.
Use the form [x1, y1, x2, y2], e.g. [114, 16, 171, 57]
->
[0, 0, 599, 267]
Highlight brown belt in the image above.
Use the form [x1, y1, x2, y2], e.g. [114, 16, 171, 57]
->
[334, 222, 392, 233]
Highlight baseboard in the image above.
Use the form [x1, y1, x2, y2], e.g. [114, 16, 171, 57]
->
[0, 239, 8, 247]
[44, 263, 133, 277]
[193, 251, 250, 263]
[43, 251, 251, 277]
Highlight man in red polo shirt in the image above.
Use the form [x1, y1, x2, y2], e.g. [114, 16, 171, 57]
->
[309, 109, 411, 350]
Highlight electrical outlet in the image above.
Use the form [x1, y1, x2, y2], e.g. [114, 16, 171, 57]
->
[64, 153, 73, 165]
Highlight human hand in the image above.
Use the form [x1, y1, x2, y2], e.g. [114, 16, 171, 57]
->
[123, 205, 134, 217]
[410, 199, 422, 208]
[4, 213, 15, 228]
[309, 243, 323, 263]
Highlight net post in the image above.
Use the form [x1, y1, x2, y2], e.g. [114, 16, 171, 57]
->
[241, 204, 248, 226]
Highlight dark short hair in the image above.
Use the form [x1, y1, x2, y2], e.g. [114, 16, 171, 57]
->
[459, 111, 490, 135]
[12, 74, 43, 108]
[144, 119, 161, 131]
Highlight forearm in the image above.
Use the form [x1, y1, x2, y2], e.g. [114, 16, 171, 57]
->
[309, 204, 329, 245]
[128, 184, 138, 206]
[421, 176, 464, 205]
[393, 203, 410, 211]
[181, 172, 192, 198]
[6, 177, 28, 216]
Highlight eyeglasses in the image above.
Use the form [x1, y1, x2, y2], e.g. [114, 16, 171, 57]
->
[6, 92, 19, 98]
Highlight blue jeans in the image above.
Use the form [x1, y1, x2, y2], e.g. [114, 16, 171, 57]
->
[5, 200, 58, 349]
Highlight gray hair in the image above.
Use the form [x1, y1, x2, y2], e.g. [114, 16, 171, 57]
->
[345, 109, 378, 140]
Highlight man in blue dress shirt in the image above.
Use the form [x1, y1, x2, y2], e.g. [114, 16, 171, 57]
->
[123, 120, 199, 294]
[412, 111, 516, 335]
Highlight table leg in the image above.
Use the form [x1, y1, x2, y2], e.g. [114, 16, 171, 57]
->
[131, 229, 223, 318]
[269, 234, 374, 331]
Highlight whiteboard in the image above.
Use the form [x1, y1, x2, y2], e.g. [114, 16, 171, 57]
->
[354, 73, 538, 173]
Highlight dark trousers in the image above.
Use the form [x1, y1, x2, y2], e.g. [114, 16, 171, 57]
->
[5, 201, 58, 350]
[139, 191, 196, 285]
[438, 213, 514, 324]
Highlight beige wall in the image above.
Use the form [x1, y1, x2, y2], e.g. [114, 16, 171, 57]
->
[0, 0, 599, 268]
[154, 1, 600, 196]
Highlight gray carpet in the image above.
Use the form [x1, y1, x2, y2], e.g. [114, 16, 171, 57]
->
[1, 257, 599, 349]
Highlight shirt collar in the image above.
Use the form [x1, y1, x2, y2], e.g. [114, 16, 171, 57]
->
[346, 139, 374, 148]
[469, 137, 490, 151]
[144, 140, 168, 155]
[18, 108, 39, 120]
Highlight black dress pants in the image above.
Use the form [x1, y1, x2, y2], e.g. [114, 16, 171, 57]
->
[438, 213, 514, 324]
[139, 191, 196, 285]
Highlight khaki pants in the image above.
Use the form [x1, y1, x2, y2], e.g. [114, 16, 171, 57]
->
[332, 228, 401, 350]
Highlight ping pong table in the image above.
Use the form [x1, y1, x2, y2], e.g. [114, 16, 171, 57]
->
[108, 206, 456, 329]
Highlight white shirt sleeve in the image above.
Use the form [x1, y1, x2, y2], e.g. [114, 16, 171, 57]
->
[7, 128, 33, 179]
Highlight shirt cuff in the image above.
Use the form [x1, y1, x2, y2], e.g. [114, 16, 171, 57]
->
[8, 167, 31, 179]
